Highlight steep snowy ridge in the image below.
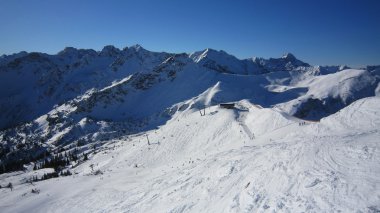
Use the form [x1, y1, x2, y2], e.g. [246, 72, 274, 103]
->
[0, 45, 173, 130]
[276, 69, 379, 120]
[190, 48, 251, 74]
[189, 48, 312, 75]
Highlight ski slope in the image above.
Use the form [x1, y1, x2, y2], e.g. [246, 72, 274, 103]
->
[1, 97, 379, 212]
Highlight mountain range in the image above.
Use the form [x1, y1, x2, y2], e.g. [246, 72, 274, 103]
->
[0, 45, 379, 212]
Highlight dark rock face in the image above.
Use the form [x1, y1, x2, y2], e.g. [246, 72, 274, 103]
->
[294, 97, 345, 120]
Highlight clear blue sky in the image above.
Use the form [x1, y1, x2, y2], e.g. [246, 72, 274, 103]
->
[0, 0, 379, 67]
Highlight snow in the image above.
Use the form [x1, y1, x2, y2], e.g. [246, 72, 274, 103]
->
[275, 68, 378, 119]
[1, 45, 376, 130]
[1, 45, 379, 212]
[190, 48, 249, 74]
[320, 96, 380, 132]
[300, 69, 374, 101]
[1, 97, 379, 212]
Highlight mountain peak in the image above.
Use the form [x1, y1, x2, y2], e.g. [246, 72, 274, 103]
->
[130, 44, 144, 51]
[196, 48, 234, 59]
[100, 45, 121, 57]
[281, 53, 296, 61]
[58, 47, 78, 55]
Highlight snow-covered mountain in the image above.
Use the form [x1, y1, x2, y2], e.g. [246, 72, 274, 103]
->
[0, 45, 379, 212]
[1, 45, 376, 130]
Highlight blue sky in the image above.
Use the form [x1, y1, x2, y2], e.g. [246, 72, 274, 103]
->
[0, 0, 379, 66]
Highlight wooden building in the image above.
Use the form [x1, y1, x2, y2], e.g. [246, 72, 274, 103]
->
[219, 103, 235, 109]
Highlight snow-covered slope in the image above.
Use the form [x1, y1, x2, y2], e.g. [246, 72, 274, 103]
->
[0, 45, 379, 169]
[189, 49, 312, 75]
[275, 69, 379, 119]
[0, 45, 170, 130]
[0, 45, 379, 212]
[1, 97, 379, 212]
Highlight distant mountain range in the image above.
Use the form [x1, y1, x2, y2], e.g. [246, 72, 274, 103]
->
[0, 45, 379, 174]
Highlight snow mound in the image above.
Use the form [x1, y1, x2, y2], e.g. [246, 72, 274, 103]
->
[321, 96, 380, 132]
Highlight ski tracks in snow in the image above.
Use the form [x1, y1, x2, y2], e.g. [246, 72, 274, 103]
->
[235, 108, 255, 140]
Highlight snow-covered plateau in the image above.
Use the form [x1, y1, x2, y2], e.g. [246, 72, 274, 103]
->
[0, 45, 379, 212]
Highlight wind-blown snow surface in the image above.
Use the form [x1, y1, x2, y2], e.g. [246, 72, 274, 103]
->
[1, 97, 379, 212]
